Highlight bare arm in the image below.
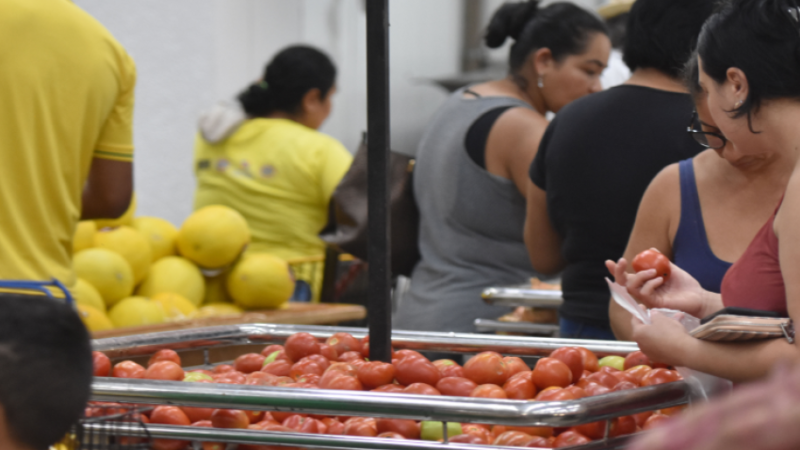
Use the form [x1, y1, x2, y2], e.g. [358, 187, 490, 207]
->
[524, 182, 565, 275]
[81, 158, 133, 220]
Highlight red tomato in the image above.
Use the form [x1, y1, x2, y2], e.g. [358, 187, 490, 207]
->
[319, 372, 363, 391]
[92, 351, 111, 377]
[640, 368, 681, 386]
[462, 424, 492, 443]
[318, 344, 338, 361]
[612, 371, 639, 386]
[394, 357, 441, 386]
[563, 385, 587, 399]
[553, 430, 591, 448]
[261, 359, 292, 377]
[632, 411, 653, 427]
[623, 351, 651, 370]
[576, 348, 600, 372]
[503, 374, 535, 400]
[612, 381, 638, 392]
[404, 383, 441, 396]
[433, 359, 466, 378]
[270, 412, 301, 423]
[584, 371, 620, 389]
[343, 417, 378, 437]
[377, 432, 405, 439]
[550, 347, 584, 384]
[393, 349, 426, 363]
[326, 332, 362, 355]
[632, 249, 671, 280]
[643, 413, 670, 430]
[583, 383, 611, 397]
[260, 344, 284, 357]
[535, 388, 577, 401]
[321, 418, 345, 435]
[571, 421, 605, 440]
[464, 352, 510, 385]
[449, 434, 488, 445]
[246, 371, 279, 386]
[357, 361, 396, 389]
[242, 424, 303, 450]
[181, 406, 214, 422]
[325, 362, 358, 377]
[283, 415, 327, 434]
[532, 358, 572, 390]
[371, 384, 406, 393]
[338, 351, 365, 363]
[112, 360, 145, 379]
[610, 415, 637, 437]
[211, 409, 250, 429]
[470, 384, 508, 399]
[290, 358, 324, 379]
[234, 353, 266, 374]
[148, 349, 181, 367]
[213, 371, 246, 385]
[294, 373, 321, 385]
[503, 357, 529, 377]
[493, 431, 534, 447]
[625, 365, 653, 385]
[305, 354, 330, 370]
[493, 425, 553, 439]
[376, 419, 420, 439]
[151, 406, 191, 426]
[144, 361, 184, 381]
[523, 436, 553, 447]
[243, 410, 264, 423]
[436, 377, 478, 397]
[212, 364, 235, 374]
[599, 365, 621, 374]
[284, 332, 321, 362]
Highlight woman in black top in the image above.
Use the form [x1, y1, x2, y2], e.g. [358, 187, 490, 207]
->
[523, 0, 715, 339]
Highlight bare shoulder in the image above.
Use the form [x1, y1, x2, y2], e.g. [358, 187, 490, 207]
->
[492, 107, 548, 144]
[646, 162, 681, 200]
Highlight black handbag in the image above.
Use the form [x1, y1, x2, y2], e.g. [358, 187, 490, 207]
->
[321, 133, 421, 277]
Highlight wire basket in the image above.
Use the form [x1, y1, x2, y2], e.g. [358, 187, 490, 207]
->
[69, 403, 151, 450]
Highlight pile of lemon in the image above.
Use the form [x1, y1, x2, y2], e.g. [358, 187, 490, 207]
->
[74, 198, 296, 332]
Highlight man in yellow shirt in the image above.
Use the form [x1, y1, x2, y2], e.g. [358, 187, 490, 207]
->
[0, 0, 136, 286]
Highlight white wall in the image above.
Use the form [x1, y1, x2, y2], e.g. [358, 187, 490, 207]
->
[74, 0, 463, 225]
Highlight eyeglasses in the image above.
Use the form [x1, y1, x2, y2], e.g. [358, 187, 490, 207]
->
[687, 110, 727, 150]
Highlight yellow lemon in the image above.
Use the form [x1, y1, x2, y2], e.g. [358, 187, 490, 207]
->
[76, 304, 114, 332]
[176, 205, 250, 269]
[94, 193, 137, 229]
[203, 273, 232, 304]
[227, 253, 294, 310]
[132, 216, 179, 261]
[94, 226, 152, 285]
[71, 278, 106, 312]
[135, 256, 205, 306]
[108, 296, 166, 328]
[151, 292, 197, 320]
[190, 303, 244, 318]
[73, 248, 135, 307]
[73, 221, 96, 254]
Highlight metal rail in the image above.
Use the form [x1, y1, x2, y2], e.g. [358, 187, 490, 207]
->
[473, 319, 559, 336]
[92, 324, 639, 359]
[85, 423, 634, 450]
[91, 377, 690, 427]
[481, 287, 564, 309]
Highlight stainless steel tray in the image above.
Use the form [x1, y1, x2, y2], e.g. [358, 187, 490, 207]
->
[481, 287, 564, 309]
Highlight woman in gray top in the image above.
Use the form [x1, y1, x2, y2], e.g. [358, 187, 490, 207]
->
[394, 0, 611, 332]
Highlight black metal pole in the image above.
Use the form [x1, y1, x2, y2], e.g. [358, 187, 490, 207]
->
[366, 0, 392, 363]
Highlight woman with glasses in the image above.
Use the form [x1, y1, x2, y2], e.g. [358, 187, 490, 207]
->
[607, 55, 791, 340]
[608, 0, 800, 383]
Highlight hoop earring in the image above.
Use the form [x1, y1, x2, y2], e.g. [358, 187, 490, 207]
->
[537, 76, 544, 89]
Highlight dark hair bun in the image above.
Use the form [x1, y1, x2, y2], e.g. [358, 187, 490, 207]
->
[485, 0, 540, 48]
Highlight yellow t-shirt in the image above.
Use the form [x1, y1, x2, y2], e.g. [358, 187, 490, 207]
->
[193, 118, 352, 261]
[0, 0, 136, 286]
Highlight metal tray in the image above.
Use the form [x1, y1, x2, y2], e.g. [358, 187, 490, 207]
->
[481, 287, 564, 309]
[473, 319, 559, 336]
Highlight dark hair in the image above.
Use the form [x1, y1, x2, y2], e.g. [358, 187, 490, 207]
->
[623, 0, 716, 78]
[485, 1, 608, 77]
[0, 296, 92, 450]
[683, 52, 702, 99]
[238, 45, 336, 117]
[698, 0, 800, 130]
[606, 12, 629, 49]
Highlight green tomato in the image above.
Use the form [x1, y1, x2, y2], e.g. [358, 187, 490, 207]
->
[420, 421, 463, 441]
[262, 350, 281, 366]
[183, 372, 213, 382]
[598, 355, 626, 371]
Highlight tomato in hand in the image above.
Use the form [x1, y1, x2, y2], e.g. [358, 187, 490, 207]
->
[112, 360, 145, 379]
[148, 349, 181, 367]
[92, 351, 111, 377]
[464, 352, 510, 385]
[532, 358, 572, 390]
[284, 332, 321, 362]
[394, 356, 441, 386]
[436, 377, 478, 397]
[550, 347, 584, 384]
[632, 249, 671, 280]
[376, 418, 420, 439]
[357, 361, 396, 389]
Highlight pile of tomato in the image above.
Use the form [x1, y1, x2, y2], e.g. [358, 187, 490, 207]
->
[91, 332, 683, 450]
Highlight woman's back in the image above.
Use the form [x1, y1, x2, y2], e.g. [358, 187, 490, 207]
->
[194, 118, 352, 260]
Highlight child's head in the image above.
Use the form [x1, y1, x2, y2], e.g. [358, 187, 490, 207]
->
[0, 295, 92, 450]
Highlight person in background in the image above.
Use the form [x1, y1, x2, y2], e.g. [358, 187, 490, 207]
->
[597, 0, 632, 89]
[194, 45, 352, 263]
[394, 0, 611, 333]
[608, 55, 791, 340]
[606, 0, 800, 383]
[0, 0, 135, 448]
[524, 0, 715, 340]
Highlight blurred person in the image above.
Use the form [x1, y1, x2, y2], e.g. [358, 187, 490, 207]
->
[608, 56, 791, 340]
[394, 0, 611, 333]
[598, 0, 633, 89]
[524, 0, 714, 340]
[607, 0, 800, 383]
[629, 362, 800, 450]
[193, 45, 352, 262]
[0, 295, 92, 450]
[0, 0, 136, 286]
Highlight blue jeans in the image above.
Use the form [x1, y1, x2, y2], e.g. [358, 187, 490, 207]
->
[559, 317, 617, 340]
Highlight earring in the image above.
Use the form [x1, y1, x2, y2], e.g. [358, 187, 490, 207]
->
[537, 76, 544, 89]
[734, 100, 743, 108]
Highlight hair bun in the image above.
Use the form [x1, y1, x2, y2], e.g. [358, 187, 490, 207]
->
[485, 0, 540, 48]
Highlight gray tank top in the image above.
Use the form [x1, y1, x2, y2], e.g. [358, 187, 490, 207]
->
[393, 88, 540, 333]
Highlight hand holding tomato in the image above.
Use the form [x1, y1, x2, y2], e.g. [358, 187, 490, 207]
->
[631, 249, 671, 281]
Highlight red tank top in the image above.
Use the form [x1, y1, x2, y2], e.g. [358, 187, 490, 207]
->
[720, 204, 787, 316]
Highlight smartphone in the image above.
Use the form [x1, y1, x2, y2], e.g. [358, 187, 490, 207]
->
[700, 307, 784, 324]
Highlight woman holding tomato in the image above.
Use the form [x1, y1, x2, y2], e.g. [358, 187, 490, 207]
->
[607, 55, 792, 340]
[608, 0, 800, 383]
